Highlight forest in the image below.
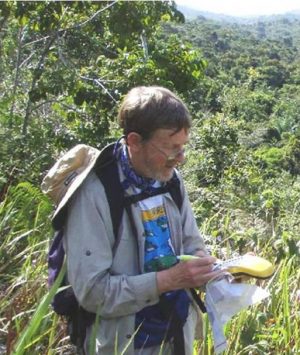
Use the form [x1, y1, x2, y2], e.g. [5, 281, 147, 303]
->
[0, 1, 300, 354]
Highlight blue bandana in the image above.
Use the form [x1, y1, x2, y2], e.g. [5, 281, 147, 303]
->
[115, 138, 157, 193]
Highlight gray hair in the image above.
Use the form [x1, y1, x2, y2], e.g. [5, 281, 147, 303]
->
[118, 86, 191, 140]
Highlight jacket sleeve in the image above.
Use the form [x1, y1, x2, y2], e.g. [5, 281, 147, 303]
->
[64, 173, 160, 318]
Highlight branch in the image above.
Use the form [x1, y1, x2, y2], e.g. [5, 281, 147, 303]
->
[22, 34, 57, 135]
[23, 1, 118, 48]
[20, 51, 35, 68]
[68, 1, 118, 30]
[9, 27, 24, 127]
[79, 75, 118, 103]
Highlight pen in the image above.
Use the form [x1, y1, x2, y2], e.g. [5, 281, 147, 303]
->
[177, 255, 200, 262]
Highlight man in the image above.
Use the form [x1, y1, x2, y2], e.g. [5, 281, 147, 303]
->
[64, 86, 222, 354]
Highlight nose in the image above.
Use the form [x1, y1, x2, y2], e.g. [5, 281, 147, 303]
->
[175, 150, 186, 165]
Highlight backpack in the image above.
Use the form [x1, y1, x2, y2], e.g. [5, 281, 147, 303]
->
[44, 142, 193, 349]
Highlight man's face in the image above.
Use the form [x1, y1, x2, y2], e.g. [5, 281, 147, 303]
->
[130, 128, 189, 182]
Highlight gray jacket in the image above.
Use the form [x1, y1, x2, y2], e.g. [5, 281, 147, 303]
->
[64, 170, 206, 354]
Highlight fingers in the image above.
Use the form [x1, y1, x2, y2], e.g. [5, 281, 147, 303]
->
[198, 269, 224, 285]
[194, 250, 209, 257]
[156, 254, 225, 294]
[192, 255, 217, 266]
[187, 267, 224, 287]
[246, 251, 256, 256]
[173, 256, 221, 288]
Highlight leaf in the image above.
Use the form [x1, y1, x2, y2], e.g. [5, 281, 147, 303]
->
[13, 263, 67, 355]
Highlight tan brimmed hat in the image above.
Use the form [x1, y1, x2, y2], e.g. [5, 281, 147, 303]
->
[41, 144, 101, 225]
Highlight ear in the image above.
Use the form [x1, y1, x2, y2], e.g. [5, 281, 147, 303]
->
[126, 132, 143, 153]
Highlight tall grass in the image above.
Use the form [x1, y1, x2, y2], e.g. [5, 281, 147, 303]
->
[224, 257, 300, 354]
[13, 263, 66, 355]
[0, 183, 71, 354]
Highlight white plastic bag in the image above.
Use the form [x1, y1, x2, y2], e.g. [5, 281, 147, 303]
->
[205, 274, 269, 354]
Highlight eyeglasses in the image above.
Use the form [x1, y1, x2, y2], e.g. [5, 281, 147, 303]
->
[148, 141, 185, 165]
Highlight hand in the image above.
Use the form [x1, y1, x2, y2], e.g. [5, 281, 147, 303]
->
[246, 251, 256, 256]
[156, 255, 223, 294]
[194, 250, 209, 257]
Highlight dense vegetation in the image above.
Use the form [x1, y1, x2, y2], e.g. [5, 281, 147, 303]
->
[0, 1, 299, 354]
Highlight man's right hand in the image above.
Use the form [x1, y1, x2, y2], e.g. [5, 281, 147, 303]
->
[156, 256, 223, 294]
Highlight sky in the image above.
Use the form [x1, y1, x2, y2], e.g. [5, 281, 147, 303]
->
[175, 0, 300, 17]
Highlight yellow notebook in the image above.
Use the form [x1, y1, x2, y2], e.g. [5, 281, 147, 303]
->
[218, 254, 275, 279]
[177, 254, 275, 279]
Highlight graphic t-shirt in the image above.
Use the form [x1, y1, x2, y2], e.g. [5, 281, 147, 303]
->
[138, 193, 177, 272]
[133, 188, 191, 349]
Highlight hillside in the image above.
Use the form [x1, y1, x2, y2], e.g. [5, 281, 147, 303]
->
[1, 2, 300, 354]
[177, 4, 300, 22]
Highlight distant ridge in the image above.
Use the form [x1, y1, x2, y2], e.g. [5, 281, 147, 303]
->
[177, 4, 300, 23]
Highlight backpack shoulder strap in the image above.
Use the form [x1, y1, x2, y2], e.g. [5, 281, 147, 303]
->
[123, 173, 183, 210]
[94, 159, 124, 243]
[166, 173, 183, 211]
[93, 143, 125, 253]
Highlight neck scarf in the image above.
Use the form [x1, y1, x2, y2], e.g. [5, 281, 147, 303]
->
[114, 138, 157, 193]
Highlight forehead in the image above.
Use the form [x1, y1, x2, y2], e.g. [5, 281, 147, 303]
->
[151, 128, 189, 145]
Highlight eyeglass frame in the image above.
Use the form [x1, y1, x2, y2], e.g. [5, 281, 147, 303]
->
[147, 140, 186, 164]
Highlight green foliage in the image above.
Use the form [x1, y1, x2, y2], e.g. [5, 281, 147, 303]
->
[256, 59, 289, 87]
[221, 85, 276, 122]
[255, 146, 285, 168]
[150, 33, 206, 92]
[0, 181, 54, 353]
[254, 135, 300, 175]
[13, 263, 67, 355]
[0, 0, 205, 186]
[185, 114, 240, 187]
[270, 84, 300, 133]
[0, 182, 52, 276]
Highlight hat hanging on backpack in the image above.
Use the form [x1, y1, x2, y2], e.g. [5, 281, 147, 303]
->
[41, 144, 101, 228]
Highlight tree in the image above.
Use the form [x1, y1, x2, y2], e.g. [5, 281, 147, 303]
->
[0, 0, 206, 188]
